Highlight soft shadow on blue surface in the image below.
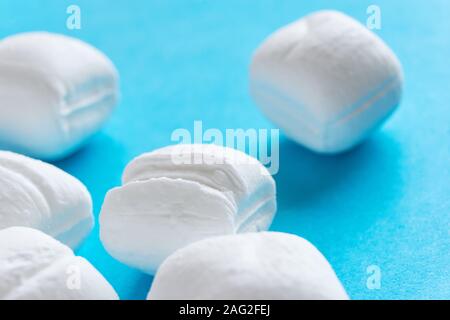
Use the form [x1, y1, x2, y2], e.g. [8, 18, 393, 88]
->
[272, 133, 405, 299]
[275, 134, 403, 212]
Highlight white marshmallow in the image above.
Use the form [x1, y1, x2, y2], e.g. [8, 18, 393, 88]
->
[250, 10, 403, 153]
[100, 144, 276, 274]
[0, 227, 118, 300]
[0, 151, 93, 248]
[0, 32, 119, 160]
[148, 232, 348, 300]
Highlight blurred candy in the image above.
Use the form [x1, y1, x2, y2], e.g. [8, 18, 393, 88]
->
[148, 232, 349, 300]
[0, 151, 93, 248]
[0, 227, 118, 300]
[0, 32, 119, 160]
[250, 10, 403, 153]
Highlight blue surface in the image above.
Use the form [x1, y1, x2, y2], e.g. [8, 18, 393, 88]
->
[1, 0, 449, 300]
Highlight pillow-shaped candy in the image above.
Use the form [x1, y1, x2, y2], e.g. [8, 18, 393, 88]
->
[0, 32, 119, 160]
[0, 227, 118, 300]
[148, 232, 349, 300]
[250, 10, 403, 153]
[0, 151, 93, 248]
[100, 144, 276, 274]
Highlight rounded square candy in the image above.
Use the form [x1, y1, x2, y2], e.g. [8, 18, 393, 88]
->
[0, 227, 118, 300]
[250, 11, 403, 153]
[148, 232, 348, 300]
[0, 151, 93, 249]
[100, 144, 277, 274]
[0, 32, 119, 160]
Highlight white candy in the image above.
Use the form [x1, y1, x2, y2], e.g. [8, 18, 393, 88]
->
[0, 227, 118, 300]
[0, 32, 119, 160]
[250, 10, 403, 153]
[0, 151, 93, 248]
[148, 232, 348, 300]
[100, 144, 276, 274]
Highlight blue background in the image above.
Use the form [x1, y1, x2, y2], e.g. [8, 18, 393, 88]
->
[1, 0, 449, 300]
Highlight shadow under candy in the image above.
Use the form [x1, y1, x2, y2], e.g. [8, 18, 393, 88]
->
[270, 129, 406, 257]
[273, 132, 404, 215]
[271, 132, 405, 299]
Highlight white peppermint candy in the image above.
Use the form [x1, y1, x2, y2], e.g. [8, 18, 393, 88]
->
[0, 32, 119, 160]
[100, 144, 276, 274]
[148, 232, 349, 300]
[0, 151, 93, 248]
[0, 227, 118, 300]
[250, 10, 403, 153]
